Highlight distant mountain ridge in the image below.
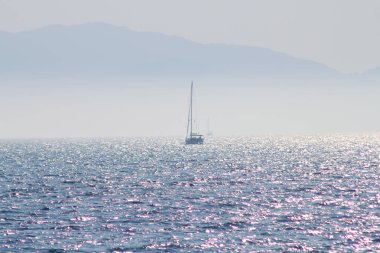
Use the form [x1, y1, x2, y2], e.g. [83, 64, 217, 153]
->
[363, 66, 380, 78]
[0, 23, 339, 80]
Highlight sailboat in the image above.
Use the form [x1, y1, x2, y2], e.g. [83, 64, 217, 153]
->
[185, 82, 204, 145]
[207, 117, 213, 137]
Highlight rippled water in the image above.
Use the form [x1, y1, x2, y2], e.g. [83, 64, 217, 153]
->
[1, 135, 380, 252]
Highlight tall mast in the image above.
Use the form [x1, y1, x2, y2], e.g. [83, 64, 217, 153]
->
[186, 82, 193, 139]
[207, 116, 210, 134]
[190, 81, 193, 136]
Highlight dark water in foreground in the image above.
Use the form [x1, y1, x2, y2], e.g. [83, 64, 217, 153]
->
[1, 135, 380, 252]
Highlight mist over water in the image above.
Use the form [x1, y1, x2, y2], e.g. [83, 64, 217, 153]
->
[1, 135, 380, 251]
[0, 78, 379, 138]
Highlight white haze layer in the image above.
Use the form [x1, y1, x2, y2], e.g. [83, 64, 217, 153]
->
[0, 79, 379, 138]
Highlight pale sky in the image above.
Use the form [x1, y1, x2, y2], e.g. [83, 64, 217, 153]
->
[1, 0, 380, 73]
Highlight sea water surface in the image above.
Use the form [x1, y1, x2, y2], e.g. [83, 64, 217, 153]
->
[1, 135, 380, 252]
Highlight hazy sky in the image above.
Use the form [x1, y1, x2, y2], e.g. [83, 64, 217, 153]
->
[1, 0, 380, 73]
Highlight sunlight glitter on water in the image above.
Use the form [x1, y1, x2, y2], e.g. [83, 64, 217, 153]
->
[0, 135, 380, 251]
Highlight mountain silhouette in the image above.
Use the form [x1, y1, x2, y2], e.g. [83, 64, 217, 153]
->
[0, 23, 338, 80]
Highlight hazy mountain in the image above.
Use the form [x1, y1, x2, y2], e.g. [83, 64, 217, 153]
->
[0, 23, 338, 80]
[362, 66, 380, 79]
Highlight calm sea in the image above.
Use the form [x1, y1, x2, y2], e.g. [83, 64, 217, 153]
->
[1, 135, 380, 252]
